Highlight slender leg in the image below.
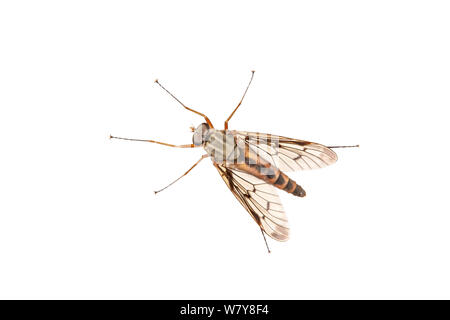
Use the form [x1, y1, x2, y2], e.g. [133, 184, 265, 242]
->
[260, 228, 271, 254]
[327, 145, 360, 149]
[224, 71, 255, 130]
[154, 154, 209, 194]
[154, 79, 214, 128]
[110, 135, 198, 148]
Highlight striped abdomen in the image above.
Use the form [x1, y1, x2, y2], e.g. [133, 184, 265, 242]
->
[231, 158, 306, 197]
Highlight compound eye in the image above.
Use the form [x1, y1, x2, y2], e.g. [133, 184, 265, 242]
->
[192, 123, 210, 146]
[192, 131, 203, 146]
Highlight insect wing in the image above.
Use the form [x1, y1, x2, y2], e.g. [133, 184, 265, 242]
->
[232, 131, 338, 172]
[214, 163, 289, 241]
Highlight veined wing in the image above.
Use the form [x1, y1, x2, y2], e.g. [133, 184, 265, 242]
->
[214, 163, 289, 241]
[232, 131, 338, 172]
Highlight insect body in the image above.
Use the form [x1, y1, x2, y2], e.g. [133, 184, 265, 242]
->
[111, 71, 358, 252]
[200, 126, 306, 198]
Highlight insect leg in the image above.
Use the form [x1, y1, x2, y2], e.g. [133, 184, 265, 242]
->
[110, 135, 198, 148]
[260, 228, 271, 254]
[154, 154, 209, 194]
[224, 70, 255, 130]
[327, 145, 360, 149]
[154, 79, 214, 128]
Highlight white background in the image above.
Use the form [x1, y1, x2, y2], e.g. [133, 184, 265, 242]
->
[1, 1, 449, 299]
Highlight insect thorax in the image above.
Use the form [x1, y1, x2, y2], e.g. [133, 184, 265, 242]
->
[204, 130, 244, 164]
